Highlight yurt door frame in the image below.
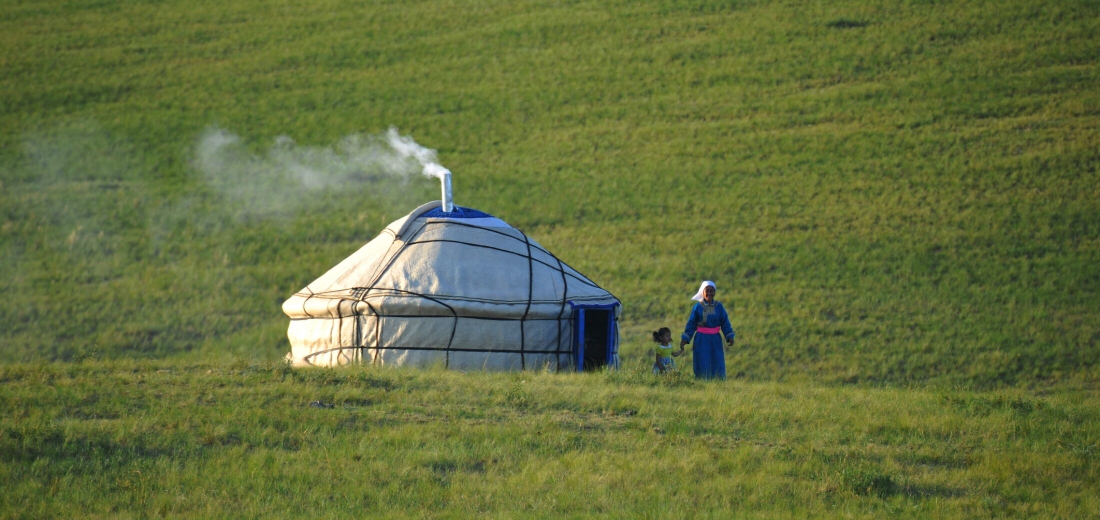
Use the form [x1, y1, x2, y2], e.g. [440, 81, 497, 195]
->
[570, 302, 619, 372]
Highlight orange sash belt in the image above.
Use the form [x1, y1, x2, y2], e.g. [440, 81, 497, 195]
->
[696, 326, 721, 335]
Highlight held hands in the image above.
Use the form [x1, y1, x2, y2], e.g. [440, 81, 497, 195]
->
[679, 339, 688, 348]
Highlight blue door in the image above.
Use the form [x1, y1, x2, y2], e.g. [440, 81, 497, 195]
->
[570, 303, 619, 372]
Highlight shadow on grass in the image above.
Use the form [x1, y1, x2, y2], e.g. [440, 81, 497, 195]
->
[825, 18, 870, 29]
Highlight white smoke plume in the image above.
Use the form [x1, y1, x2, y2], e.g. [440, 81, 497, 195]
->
[382, 127, 450, 179]
[193, 126, 449, 219]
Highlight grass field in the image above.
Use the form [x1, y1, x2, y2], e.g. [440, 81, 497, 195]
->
[1, 0, 1096, 385]
[3, 360, 1097, 518]
[2, 0, 1099, 516]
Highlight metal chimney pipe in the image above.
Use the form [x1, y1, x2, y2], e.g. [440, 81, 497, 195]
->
[440, 170, 453, 212]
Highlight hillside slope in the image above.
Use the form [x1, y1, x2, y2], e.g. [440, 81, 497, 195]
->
[1, 0, 1098, 387]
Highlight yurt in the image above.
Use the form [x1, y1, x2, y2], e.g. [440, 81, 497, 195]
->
[282, 195, 621, 371]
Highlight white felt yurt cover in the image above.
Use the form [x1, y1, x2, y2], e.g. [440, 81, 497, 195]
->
[283, 201, 620, 369]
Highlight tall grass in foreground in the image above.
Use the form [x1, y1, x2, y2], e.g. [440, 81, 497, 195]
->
[2, 360, 1097, 518]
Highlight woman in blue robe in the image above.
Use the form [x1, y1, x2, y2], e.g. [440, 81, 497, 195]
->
[679, 281, 735, 379]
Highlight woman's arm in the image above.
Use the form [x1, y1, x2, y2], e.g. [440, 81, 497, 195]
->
[719, 303, 736, 345]
[681, 303, 701, 346]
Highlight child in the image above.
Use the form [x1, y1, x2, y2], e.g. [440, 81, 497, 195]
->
[652, 327, 685, 374]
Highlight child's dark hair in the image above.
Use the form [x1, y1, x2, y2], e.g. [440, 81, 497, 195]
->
[651, 327, 671, 342]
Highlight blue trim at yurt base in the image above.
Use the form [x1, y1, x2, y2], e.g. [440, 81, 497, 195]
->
[421, 206, 496, 219]
[569, 302, 620, 372]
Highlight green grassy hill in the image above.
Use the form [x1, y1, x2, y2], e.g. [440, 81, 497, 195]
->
[3, 0, 1099, 387]
[3, 1, 1100, 516]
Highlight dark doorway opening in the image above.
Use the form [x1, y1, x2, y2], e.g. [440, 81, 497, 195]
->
[580, 309, 611, 371]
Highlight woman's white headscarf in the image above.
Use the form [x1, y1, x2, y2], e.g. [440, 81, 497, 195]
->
[691, 280, 716, 302]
